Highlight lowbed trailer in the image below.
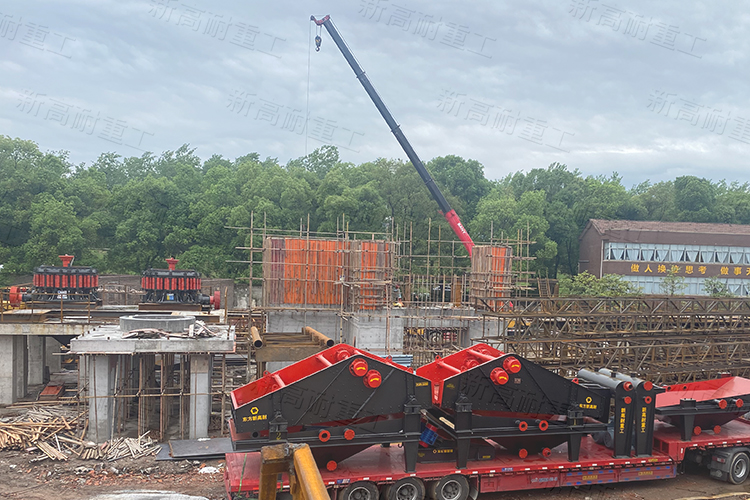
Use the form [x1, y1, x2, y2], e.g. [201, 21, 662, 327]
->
[225, 419, 750, 498]
[225, 344, 750, 499]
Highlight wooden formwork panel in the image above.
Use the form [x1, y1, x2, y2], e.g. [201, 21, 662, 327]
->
[470, 245, 512, 308]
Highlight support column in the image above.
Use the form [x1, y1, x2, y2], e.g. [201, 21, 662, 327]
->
[0, 336, 28, 404]
[189, 354, 212, 439]
[27, 336, 45, 386]
[14, 336, 27, 402]
[45, 338, 62, 373]
[87, 354, 117, 443]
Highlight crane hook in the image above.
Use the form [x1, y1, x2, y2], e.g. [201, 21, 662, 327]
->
[315, 35, 322, 52]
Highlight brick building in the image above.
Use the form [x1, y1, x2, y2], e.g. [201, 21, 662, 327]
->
[578, 219, 750, 295]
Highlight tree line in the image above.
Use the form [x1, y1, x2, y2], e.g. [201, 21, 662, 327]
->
[3, 135, 750, 282]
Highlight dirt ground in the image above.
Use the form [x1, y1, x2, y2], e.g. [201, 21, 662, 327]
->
[0, 448, 748, 500]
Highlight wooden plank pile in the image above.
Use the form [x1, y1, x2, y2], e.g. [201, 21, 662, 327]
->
[79, 433, 160, 461]
[0, 406, 84, 461]
[0, 406, 160, 462]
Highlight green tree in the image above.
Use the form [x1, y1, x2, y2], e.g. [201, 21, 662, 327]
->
[558, 271, 642, 297]
[659, 268, 687, 295]
[427, 155, 491, 220]
[703, 276, 733, 297]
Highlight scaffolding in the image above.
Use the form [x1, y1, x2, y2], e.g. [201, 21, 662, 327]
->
[228, 213, 533, 372]
[231, 213, 532, 311]
[76, 352, 246, 443]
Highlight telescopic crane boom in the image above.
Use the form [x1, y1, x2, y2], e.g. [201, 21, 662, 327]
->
[311, 15, 475, 256]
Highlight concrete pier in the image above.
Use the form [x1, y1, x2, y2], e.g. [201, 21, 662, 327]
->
[71, 315, 234, 442]
[189, 354, 212, 439]
[0, 336, 27, 404]
[45, 338, 62, 373]
[87, 354, 118, 442]
[27, 336, 45, 386]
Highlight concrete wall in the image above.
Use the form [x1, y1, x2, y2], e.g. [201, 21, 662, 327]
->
[267, 310, 341, 341]
[267, 307, 501, 357]
[344, 315, 404, 357]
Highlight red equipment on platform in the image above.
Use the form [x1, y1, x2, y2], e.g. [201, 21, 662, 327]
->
[140, 258, 219, 309]
[20, 255, 99, 304]
[655, 376, 750, 440]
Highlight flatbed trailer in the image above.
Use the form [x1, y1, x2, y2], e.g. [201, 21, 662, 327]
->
[224, 418, 750, 498]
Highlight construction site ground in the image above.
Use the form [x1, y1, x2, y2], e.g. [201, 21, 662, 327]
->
[0, 448, 747, 500]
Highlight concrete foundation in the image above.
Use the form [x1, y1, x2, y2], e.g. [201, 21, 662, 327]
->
[343, 314, 404, 357]
[0, 336, 27, 405]
[189, 354, 212, 440]
[120, 314, 195, 333]
[27, 336, 45, 386]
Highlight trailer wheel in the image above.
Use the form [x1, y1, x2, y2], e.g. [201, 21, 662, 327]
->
[340, 481, 379, 500]
[729, 452, 750, 484]
[386, 477, 425, 500]
[428, 475, 469, 500]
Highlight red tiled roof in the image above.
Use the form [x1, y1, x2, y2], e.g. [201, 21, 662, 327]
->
[588, 219, 750, 235]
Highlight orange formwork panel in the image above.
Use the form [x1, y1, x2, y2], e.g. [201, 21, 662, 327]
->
[470, 245, 512, 309]
[349, 240, 395, 310]
[264, 237, 345, 307]
[263, 237, 396, 310]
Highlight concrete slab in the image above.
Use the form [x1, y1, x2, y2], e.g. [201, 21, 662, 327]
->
[70, 324, 235, 354]
[0, 323, 89, 336]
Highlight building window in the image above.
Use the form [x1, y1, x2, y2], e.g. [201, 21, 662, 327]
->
[604, 242, 750, 264]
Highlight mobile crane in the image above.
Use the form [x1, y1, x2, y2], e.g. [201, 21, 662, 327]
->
[310, 15, 475, 257]
[223, 17, 750, 500]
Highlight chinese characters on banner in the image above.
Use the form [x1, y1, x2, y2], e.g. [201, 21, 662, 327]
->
[627, 263, 750, 277]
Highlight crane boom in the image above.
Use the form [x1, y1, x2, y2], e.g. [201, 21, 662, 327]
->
[311, 15, 475, 256]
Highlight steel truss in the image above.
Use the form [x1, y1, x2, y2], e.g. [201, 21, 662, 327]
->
[478, 297, 750, 384]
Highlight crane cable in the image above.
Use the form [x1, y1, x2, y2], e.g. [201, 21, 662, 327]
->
[315, 21, 323, 51]
[305, 20, 313, 157]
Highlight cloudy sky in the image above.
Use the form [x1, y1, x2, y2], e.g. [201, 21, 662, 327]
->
[1, 0, 747, 187]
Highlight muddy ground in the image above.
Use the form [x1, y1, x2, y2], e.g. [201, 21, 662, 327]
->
[0, 448, 748, 500]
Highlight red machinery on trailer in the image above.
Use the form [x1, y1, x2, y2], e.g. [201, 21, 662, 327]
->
[224, 344, 750, 499]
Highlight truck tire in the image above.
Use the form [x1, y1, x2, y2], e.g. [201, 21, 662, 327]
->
[386, 477, 425, 500]
[340, 481, 379, 500]
[729, 452, 750, 484]
[428, 475, 469, 500]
